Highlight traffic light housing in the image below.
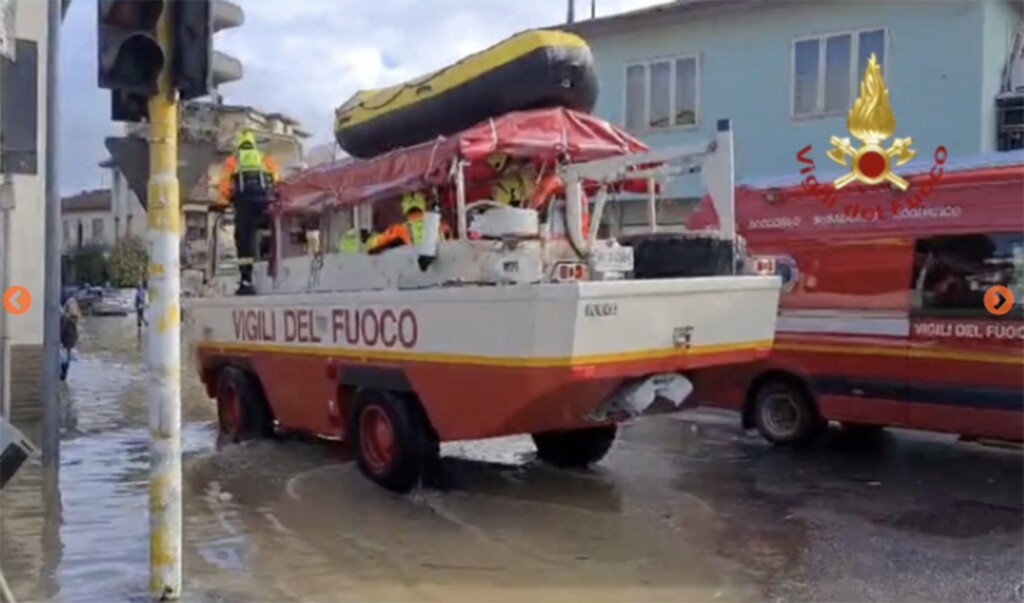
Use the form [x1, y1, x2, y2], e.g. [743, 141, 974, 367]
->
[173, 0, 244, 101]
[98, 0, 245, 121]
[98, 0, 168, 122]
[97, 0, 167, 94]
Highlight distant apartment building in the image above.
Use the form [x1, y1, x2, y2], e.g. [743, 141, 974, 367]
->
[0, 0, 50, 424]
[106, 101, 309, 275]
[60, 182, 146, 252]
[304, 141, 342, 168]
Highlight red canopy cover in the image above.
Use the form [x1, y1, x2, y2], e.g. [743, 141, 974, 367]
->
[275, 107, 651, 214]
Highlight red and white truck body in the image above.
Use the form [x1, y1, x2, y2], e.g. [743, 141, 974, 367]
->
[687, 151, 1024, 443]
[186, 109, 781, 490]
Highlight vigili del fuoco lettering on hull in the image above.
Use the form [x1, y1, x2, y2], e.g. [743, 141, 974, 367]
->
[231, 307, 420, 349]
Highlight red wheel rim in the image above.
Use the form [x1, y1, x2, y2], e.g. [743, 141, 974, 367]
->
[217, 383, 243, 438]
[359, 405, 395, 474]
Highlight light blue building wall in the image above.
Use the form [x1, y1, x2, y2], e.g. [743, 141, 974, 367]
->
[571, 0, 1021, 199]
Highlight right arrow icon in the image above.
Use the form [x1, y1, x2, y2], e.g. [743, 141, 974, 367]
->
[984, 285, 1014, 316]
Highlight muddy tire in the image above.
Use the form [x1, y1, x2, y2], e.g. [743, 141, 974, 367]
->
[752, 380, 825, 446]
[619, 233, 740, 279]
[350, 389, 439, 494]
[215, 366, 274, 443]
[532, 425, 617, 468]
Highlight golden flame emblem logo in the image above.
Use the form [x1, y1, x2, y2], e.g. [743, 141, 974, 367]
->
[827, 54, 916, 191]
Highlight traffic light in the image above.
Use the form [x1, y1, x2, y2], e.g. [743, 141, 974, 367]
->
[97, 0, 167, 93]
[173, 0, 244, 101]
[98, 0, 244, 121]
[98, 0, 168, 122]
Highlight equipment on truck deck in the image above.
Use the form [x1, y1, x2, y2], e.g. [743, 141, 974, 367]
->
[334, 29, 598, 159]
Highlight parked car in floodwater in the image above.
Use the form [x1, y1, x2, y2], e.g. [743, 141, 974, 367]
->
[70, 286, 105, 314]
[91, 289, 134, 317]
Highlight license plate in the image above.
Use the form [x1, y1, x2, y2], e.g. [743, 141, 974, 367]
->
[593, 247, 634, 273]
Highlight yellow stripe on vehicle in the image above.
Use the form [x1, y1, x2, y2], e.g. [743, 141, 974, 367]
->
[196, 339, 773, 369]
[335, 30, 588, 129]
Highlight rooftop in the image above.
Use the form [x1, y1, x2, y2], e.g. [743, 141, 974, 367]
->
[62, 188, 111, 213]
[217, 103, 310, 135]
[563, 0, 782, 36]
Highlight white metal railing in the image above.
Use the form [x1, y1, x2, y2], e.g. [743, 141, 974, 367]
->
[558, 119, 736, 255]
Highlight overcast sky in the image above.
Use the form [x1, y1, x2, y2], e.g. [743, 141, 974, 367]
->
[59, 0, 666, 195]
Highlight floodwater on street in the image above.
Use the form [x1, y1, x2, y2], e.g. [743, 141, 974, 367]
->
[2, 316, 1022, 602]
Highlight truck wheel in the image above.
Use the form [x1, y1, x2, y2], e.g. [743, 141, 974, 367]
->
[215, 366, 274, 443]
[532, 425, 617, 468]
[752, 380, 825, 446]
[350, 389, 439, 494]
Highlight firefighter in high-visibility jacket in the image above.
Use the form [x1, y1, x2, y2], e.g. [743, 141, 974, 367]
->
[215, 130, 281, 295]
[365, 191, 450, 254]
[336, 227, 372, 254]
[486, 152, 590, 235]
[487, 153, 537, 207]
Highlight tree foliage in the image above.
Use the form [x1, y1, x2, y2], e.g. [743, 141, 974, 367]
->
[107, 236, 148, 287]
[66, 247, 108, 285]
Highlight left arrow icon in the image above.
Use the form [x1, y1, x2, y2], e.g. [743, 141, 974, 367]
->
[2, 286, 32, 315]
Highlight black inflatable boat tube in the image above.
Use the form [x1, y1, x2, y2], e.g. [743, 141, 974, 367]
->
[334, 29, 599, 159]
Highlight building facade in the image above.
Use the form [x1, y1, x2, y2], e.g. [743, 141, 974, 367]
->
[61, 181, 146, 253]
[111, 102, 309, 275]
[61, 189, 113, 251]
[0, 0, 49, 423]
[184, 105, 309, 273]
[569, 0, 1022, 225]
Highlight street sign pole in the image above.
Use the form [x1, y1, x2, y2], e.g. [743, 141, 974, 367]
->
[147, 4, 182, 600]
[40, 0, 62, 467]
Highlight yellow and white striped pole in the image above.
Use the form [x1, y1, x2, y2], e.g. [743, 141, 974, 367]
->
[147, 3, 182, 600]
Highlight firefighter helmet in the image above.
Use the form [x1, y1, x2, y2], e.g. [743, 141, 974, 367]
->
[401, 191, 427, 215]
[235, 130, 257, 150]
[486, 152, 509, 174]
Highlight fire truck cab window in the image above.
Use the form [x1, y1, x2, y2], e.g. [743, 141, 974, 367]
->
[910, 233, 1024, 318]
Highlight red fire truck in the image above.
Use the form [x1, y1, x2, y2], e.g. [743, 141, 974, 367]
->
[687, 151, 1024, 445]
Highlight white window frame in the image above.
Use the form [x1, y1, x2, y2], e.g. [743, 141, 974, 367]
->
[622, 53, 701, 133]
[790, 26, 889, 120]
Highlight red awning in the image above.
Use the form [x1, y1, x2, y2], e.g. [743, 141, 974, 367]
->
[275, 107, 651, 214]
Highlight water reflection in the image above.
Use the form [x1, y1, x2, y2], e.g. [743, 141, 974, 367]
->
[1, 316, 219, 602]
[1, 316, 756, 602]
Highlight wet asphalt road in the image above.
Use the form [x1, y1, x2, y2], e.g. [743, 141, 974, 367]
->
[1, 316, 1022, 602]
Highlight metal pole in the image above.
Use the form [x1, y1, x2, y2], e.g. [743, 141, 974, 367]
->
[40, 0, 62, 466]
[0, 180, 12, 420]
[147, 7, 182, 600]
[0, 0, 9, 420]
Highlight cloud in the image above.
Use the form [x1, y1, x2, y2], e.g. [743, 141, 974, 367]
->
[59, 0, 665, 194]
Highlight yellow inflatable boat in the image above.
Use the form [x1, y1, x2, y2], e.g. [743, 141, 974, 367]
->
[333, 29, 599, 159]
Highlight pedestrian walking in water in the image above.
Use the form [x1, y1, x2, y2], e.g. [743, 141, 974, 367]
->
[60, 298, 80, 381]
[136, 280, 148, 332]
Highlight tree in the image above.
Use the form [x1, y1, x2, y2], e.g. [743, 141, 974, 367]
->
[107, 236, 148, 287]
[66, 247, 109, 285]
